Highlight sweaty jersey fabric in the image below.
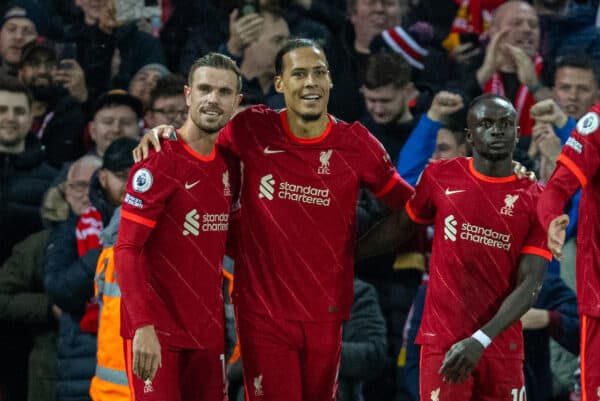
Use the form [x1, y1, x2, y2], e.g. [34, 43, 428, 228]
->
[538, 104, 600, 317]
[115, 135, 238, 349]
[218, 105, 414, 321]
[407, 157, 551, 359]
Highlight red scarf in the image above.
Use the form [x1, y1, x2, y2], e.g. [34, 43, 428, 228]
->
[75, 207, 103, 333]
[484, 54, 543, 136]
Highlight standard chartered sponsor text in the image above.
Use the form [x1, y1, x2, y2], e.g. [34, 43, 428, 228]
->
[460, 222, 511, 250]
[278, 181, 330, 206]
[202, 213, 229, 231]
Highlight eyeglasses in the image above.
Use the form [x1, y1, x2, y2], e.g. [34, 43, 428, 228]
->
[151, 107, 188, 118]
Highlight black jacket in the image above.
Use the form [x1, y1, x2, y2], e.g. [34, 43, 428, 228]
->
[0, 137, 56, 264]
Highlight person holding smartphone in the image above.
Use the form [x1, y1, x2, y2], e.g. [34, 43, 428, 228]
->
[17, 41, 87, 167]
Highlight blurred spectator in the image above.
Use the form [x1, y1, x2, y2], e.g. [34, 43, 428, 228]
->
[17, 40, 86, 167]
[88, 90, 143, 157]
[0, 75, 56, 263]
[474, 1, 544, 137]
[128, 63, 169, 111]
[238, 9, 290, 106]
[44, 138, 136, 401]
[312, 0, 409, 121]
[551, 53, 599, 121]
[66, 0, 166, 104]
[360, 52, 418, 165]
[0, 153, 99, 401]
[0, 0, 44, 77]
[144, 73, 187, 129]
[535, 0, 600, 71]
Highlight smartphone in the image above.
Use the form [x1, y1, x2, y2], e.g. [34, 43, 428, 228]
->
[54, 42, 77, 70]
[238, 0, 260, 17]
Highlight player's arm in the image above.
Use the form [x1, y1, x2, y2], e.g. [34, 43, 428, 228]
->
[115, 215, 162, 383]
[114, 157, 175, 382]
[355, 210, 417, 262]
[439, 254, 547, 384]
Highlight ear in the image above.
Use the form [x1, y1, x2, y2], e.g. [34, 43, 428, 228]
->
[234, 93, 243, 109]
[274, 75, 284, 94]
[98, 169, 108, 190]
[464, 128, 473, 146]
[88, 121, 96, 142]
[184, 85, 192, 107]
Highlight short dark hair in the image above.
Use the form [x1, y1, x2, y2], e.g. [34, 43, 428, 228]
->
[363, 52, 412, 89]
[274, 38, 327, 76]
[468, 93, 513, 112]
[149, 74, 186, 109]
[0, 75, 31, 106]
[554, 53, 599, 86]
[187, 52, 242, 93]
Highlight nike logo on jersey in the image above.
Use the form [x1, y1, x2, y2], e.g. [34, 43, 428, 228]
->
[445, 188, 465, 196]
[185, 180, 200, 189]
[264, 146, 285, 154]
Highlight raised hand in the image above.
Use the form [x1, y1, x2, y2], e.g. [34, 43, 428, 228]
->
[227, 9, 264, 57]
[504, 44, 538, 89]
[476, 28, 509, 86]
[530, 99, 568, 128]
[427, 91, 464, 122]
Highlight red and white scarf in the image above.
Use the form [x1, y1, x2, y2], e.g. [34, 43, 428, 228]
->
[484, 54, 543, 136]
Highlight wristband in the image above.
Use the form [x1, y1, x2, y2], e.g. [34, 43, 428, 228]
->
[471, 329, 492, 348]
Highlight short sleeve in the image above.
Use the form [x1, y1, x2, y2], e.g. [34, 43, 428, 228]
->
[121, 149, 178, 229]
[358, 125, 414, 210]
[558, 109, 600, 188]
[405, 165, 436, 225]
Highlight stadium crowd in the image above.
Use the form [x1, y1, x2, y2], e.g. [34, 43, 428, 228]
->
[0, 0, 598, 400]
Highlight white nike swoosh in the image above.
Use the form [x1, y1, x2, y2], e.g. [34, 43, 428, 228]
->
[445, 188, 466, 196]
[185, 180, 200, 190]
[264, 146, 285, 154]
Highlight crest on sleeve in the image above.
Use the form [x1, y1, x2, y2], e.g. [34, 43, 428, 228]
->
[576, 112, 599, 135]
[132, 168, 153, 193]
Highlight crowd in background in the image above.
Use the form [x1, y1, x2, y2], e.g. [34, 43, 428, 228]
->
[0, 0, 598, 400]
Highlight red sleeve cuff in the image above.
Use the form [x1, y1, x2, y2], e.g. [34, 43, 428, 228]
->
[121, 209, 157, 228]
[405, 201, 434, 225]
[521, 246, 552, 262]
[557, 154, 588, 187]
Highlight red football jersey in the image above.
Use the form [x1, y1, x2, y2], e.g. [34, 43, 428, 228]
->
[407, 158, 551, 358]
[115, 134, 238, 349]
[538, 104, 600, 317]
[218, 105, 414, 321]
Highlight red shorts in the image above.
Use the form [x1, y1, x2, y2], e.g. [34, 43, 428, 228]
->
[123, 339, 227, 401]
[236, 310, 342, 401]
[581, 314, 600, 401]
[419, 345, 525, 401]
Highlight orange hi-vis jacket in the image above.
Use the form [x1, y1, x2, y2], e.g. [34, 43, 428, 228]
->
[89, 245, 129, 401]
[89, 244, 238, 401]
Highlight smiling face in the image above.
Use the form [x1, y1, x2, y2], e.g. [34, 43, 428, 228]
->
[274, 46, 332, 122]
[0, 90, 31, 150]
[492, 1, 540, 57]
[466, 97, 518, 162]
[184, 66, 241, 134]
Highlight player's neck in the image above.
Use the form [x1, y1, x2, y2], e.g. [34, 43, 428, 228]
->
[285, 110, 330, 139]
[472, 156, 513, 178]
[179, 121, 217, 156]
